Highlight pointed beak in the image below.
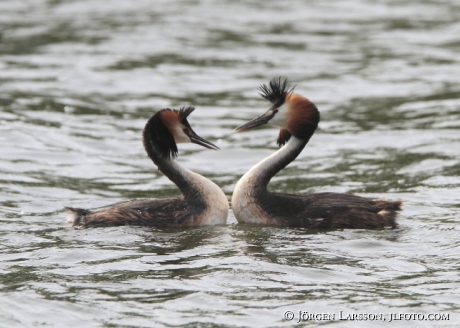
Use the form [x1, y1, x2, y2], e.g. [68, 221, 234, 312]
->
[188, 131, 220, 150]
[233, 108, 276, 132]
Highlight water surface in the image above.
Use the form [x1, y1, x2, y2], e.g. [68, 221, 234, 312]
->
[1, 0, 459, 327]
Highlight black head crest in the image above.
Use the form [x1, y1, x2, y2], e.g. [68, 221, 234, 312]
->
[258, 77, 294, 108]
[143, 109, 178, 160]
[178, 106, 195, 121]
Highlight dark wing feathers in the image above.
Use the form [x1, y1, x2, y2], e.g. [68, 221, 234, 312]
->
[264, 192, 401, 229]
[65, 197, 202, 228]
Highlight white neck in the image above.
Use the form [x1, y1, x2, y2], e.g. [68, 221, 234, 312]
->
[162, 159, 229, 225]
[231, 137, 307, 223]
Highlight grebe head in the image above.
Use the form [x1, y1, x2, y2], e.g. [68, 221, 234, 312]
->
[234, 77, 320, 146]
[143, 106, 219, 159]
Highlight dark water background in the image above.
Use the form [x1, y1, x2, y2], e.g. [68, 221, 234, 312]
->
[1, 0, 459, 327]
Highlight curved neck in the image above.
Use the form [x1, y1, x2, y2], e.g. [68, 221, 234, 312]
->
[142, 115, 202, 200]
[246, 137, 308, 189]
[148, 146, 200, 200]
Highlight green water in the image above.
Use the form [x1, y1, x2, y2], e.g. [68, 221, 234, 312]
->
[0, 0, 459, 327]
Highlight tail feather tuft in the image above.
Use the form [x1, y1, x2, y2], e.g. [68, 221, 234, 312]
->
[64, 206, 89, 228]
[374, 200, 403, 229]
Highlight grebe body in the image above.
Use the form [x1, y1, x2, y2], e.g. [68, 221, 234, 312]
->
[232, 78, 402, 229]
[66, 107, 228, 228]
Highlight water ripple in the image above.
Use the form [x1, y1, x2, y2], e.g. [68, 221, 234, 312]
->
[1, 0, 459, 326]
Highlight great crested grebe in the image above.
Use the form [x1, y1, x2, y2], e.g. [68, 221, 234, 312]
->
[65, 106, 229, 228]
[232, 78, 402, 229]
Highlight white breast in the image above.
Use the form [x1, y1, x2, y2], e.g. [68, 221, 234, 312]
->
[232, 137, 305, 224]
[172, 160, 228, 225]
[189, 171, 229, 225]
[232, 171, 268, 224]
